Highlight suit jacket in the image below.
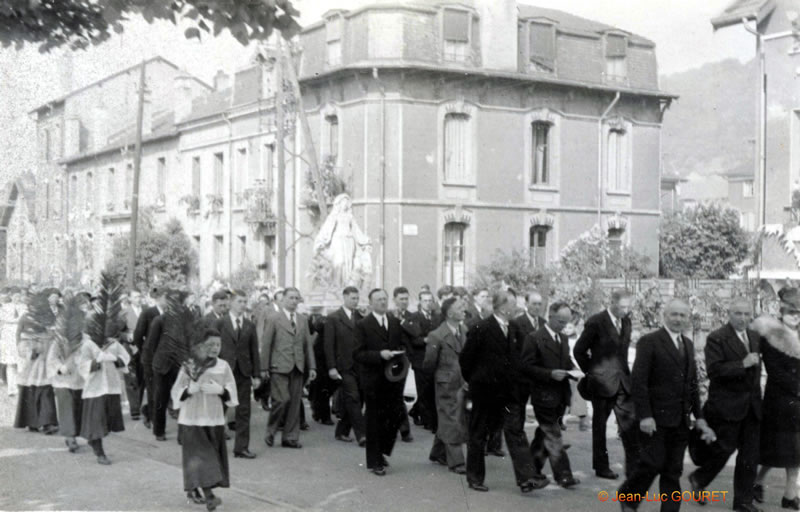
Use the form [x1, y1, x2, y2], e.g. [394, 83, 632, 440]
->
[510, 313, 547, 340]
[353, 313, 405, 391]
[573, 310, 633, 398]
[520, 326, 574, 410]
[459, 315, 523, 404]
[704, 323, 762, 421]
[423, 321, 467, 443]
[391, 309, 424, 369]
[203, 311, 225, 329]
[260, 310, 315, 375]
[216, 315, 260, 378]
[632, 328, 703, 428]
[133, 305, 160, 351]
[410, 310, 438, 369]
[324, 307, 362, 373]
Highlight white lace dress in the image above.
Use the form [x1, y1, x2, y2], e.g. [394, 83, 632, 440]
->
[0, 304, 24, 365]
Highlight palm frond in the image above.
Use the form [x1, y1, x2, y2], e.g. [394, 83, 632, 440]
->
[85, 272, 125, 348]
[54, 296, 86, 359]
[27, 291, 55, 332]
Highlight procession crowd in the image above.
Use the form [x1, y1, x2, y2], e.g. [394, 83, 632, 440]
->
[2, 279, 800, 512]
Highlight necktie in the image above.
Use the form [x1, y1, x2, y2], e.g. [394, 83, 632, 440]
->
[290, 314, 296, 330]
[236, 317, 242, 333]
[615, 318, 622, 334]
[739, 331, 750, 352]
[500, 322, 507, 338]
[675, 335, 683, 356]
[381, 316, 387, 331]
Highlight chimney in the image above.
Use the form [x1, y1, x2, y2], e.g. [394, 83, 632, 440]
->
[475, 0, 518, 71]
[142, 98, 153, 136]
[173, 74, 194, 122]
[214, 69, 230, 91]
[91, 105, 108, 150]
[64, 118, 81, 158]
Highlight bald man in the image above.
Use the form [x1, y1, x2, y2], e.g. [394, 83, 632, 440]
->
[618, 299, 715, 512]
[688, 299, 762, 512]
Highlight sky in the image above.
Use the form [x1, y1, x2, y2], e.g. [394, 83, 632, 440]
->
[0, 0, 756, 185]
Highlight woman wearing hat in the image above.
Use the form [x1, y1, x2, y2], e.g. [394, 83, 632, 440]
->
[752, 287, 800, 510]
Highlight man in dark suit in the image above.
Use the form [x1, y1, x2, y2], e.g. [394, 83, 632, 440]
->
[132, 287, 167, 428]
[510, 290, 547, 432]
[354, 289, 408, 476]
[325, 286, 366, 445]
[216, 289, 261, 459]
[688, 298, 762, 512]
[521, 301, 580, 488]
[390, 286, 418, 443]
[203, 290, 229, 328]
[464, 287, 489, 330]
[618, 299, 716, 512]
[408, 289, 438, 431]
[261, 287, 316, 449]
[460, 290, 548, 494]
[308, 307, 334, 425]
[573, 289, 640, 479]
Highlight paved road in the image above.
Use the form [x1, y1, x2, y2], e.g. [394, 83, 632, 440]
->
[0, 390, 787, 511]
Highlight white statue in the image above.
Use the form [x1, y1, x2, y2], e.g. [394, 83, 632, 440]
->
[312, 194, 372, 289]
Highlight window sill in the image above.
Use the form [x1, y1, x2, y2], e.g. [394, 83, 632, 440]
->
[606, 190, 631, 197]
[528, 185, 558, 192]
[442, 182, 476, 188]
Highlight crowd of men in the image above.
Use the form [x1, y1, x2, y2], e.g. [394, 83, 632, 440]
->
[7, 279, 798, 512]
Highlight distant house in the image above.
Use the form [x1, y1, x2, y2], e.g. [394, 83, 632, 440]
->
[723, 164, 757, 231]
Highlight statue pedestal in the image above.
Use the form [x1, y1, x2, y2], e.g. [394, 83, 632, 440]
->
[305, 289, 343, 312]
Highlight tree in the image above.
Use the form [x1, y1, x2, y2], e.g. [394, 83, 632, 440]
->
[105, 217, 197, 291]
[0, 0, 300, 52]
[659, 203, 749, 279]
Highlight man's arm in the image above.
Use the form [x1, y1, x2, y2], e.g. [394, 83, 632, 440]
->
[631, 335, 654, 420]
[323, 316, 338, 371]
[260, 318, 276, 373]
[459, 324, 481, 382]
[353, 321, 382, 366]
[572, 319, 596, 373]
[304, 322, 316, 372]
[704, 332, 747, 379]
[422, 330, 442, 374]
[248, 325, 260, 377]
[132, 310, 150, 350]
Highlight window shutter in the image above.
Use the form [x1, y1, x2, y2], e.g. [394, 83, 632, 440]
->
[326, 17, 342, 42]
[529, 22, 555, 69]
[606, 34, 627, 58]
[443, 10, 469, 42]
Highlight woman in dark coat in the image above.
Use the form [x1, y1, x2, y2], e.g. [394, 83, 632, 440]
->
[752, 291, 800, 510]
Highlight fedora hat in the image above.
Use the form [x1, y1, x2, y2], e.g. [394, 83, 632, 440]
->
[384, 353, 410, 382]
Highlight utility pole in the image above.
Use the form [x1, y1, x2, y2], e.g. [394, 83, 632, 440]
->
[275, 42, 286, 287]
[127, 60, 146, 292]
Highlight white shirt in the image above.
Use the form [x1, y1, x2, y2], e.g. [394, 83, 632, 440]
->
[46, 338, 87, 390]
[284, 309, 297, 326]
[736, 330, 750, 351]
[171, 358, 238, 426]
[525, 312, 540, 330]
[545, 323, 560, 343]
[229, 312, 244, 330]
[78, 339, 130, 399]
[343, 307, 353, 321]
[607, 309, 622, 332]
[665, 328, 682, 350]
[493, 314, 509, 336]
[372, 312, 388, 329]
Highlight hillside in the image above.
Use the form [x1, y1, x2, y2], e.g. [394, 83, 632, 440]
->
[660, 58, 756, 178]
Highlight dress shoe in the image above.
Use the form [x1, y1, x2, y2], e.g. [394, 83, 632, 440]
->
[96, 455, 112, 465]
[43, 425, 59, 435]
[282, 440, 302, 449]
[450, 466, 466, 475]
[66, 439, 80, 453]
[688, 472, 706, 506]
[401, 433, 413, 442]
[187, 490, 205, 504]
[429, 456, 447, 466]
[143, 419, 152, 429]
[371, 466, 386, 476]
[130, 414, 140, 421]
[530, 475, 550, 489]
[412, 414, 423, 426]
[487, 448, 505, 457]
[265, 434, 274, 447]
[753, 484, 765, 503]
[468, 482, 489, 492]
[734, 504, 763, 512]
[300, 423, 310, 431]
[335, 435, 353, 443]
[358, 437, 367, 447]
[155, 435, 167, 441]
[381, 456, 391, 467]
[234, 449, 256, 459]
[520, 481, 536, 493]
[596, 468, 619, 480]
[205, 496, 222, 511]
[558, 476, 580, 489]
[321, 419, 334, 426]
[782, 497, 800, 510]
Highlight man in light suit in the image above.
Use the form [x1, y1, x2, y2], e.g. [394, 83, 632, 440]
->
[121, 290, 143, 420]
[261, 287, 316, 449]
[216, 289, 261, 459]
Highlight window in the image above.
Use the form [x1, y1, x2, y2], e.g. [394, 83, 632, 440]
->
[237, 235, 247, 268]
[443, 113, 470, 183]
[531, 122, 550, 185]
[326, 16, 343, 66]
[608, 227, 624, 257]
[85, 172, 93, 210]
[125, 163, 133, 210]
[69, 175, 78, 210]
[156, 157, 167, 206]
[606, 127, 630, 192]
[191, 157, 201, 197]
[605, 34, 627, 82]
[44, 129, 52, 161]
[529, 22, 555, 72]
[742, 180, 754, 198]
[262, 144, 275, 188]
[54, 179, 62, 217]
[45, 182, 50, 219]
[213, 235, 224, 276]
[234, 148, 246, 207]
[443, 222, 466, 286]
[106, 168, 115, 211]
[325, 115, 339, 166]
[213, 152, 224, 196]
[443, 9, 470, 62]
[529, 226, 549, 268]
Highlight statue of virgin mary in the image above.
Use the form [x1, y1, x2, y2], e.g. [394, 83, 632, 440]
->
[312, 194, 372, 289]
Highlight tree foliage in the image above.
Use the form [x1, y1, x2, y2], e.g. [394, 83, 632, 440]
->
[659, 203, 749, 279]
[105, 217, 197, 291]
[0, 0, 301, 52]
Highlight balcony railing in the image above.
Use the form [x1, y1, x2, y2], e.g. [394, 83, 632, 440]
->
[243, 182, 276, 235]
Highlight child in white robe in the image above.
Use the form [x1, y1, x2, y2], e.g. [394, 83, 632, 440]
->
[46, 337, 88, 452]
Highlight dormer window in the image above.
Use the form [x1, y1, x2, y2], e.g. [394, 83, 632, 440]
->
[442, 8, 471, 62]
[528, 22, 556, 72]
[326, 15, 343, 67]
[605, 33, 628, 83]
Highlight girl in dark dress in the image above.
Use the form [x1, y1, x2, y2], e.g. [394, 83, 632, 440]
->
[171, 328, 237, 511]
[752, 293, 800, 510]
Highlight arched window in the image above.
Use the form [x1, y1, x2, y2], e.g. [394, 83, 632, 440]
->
[443, 222, 466, 286]
[529, 225, 549, 268]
